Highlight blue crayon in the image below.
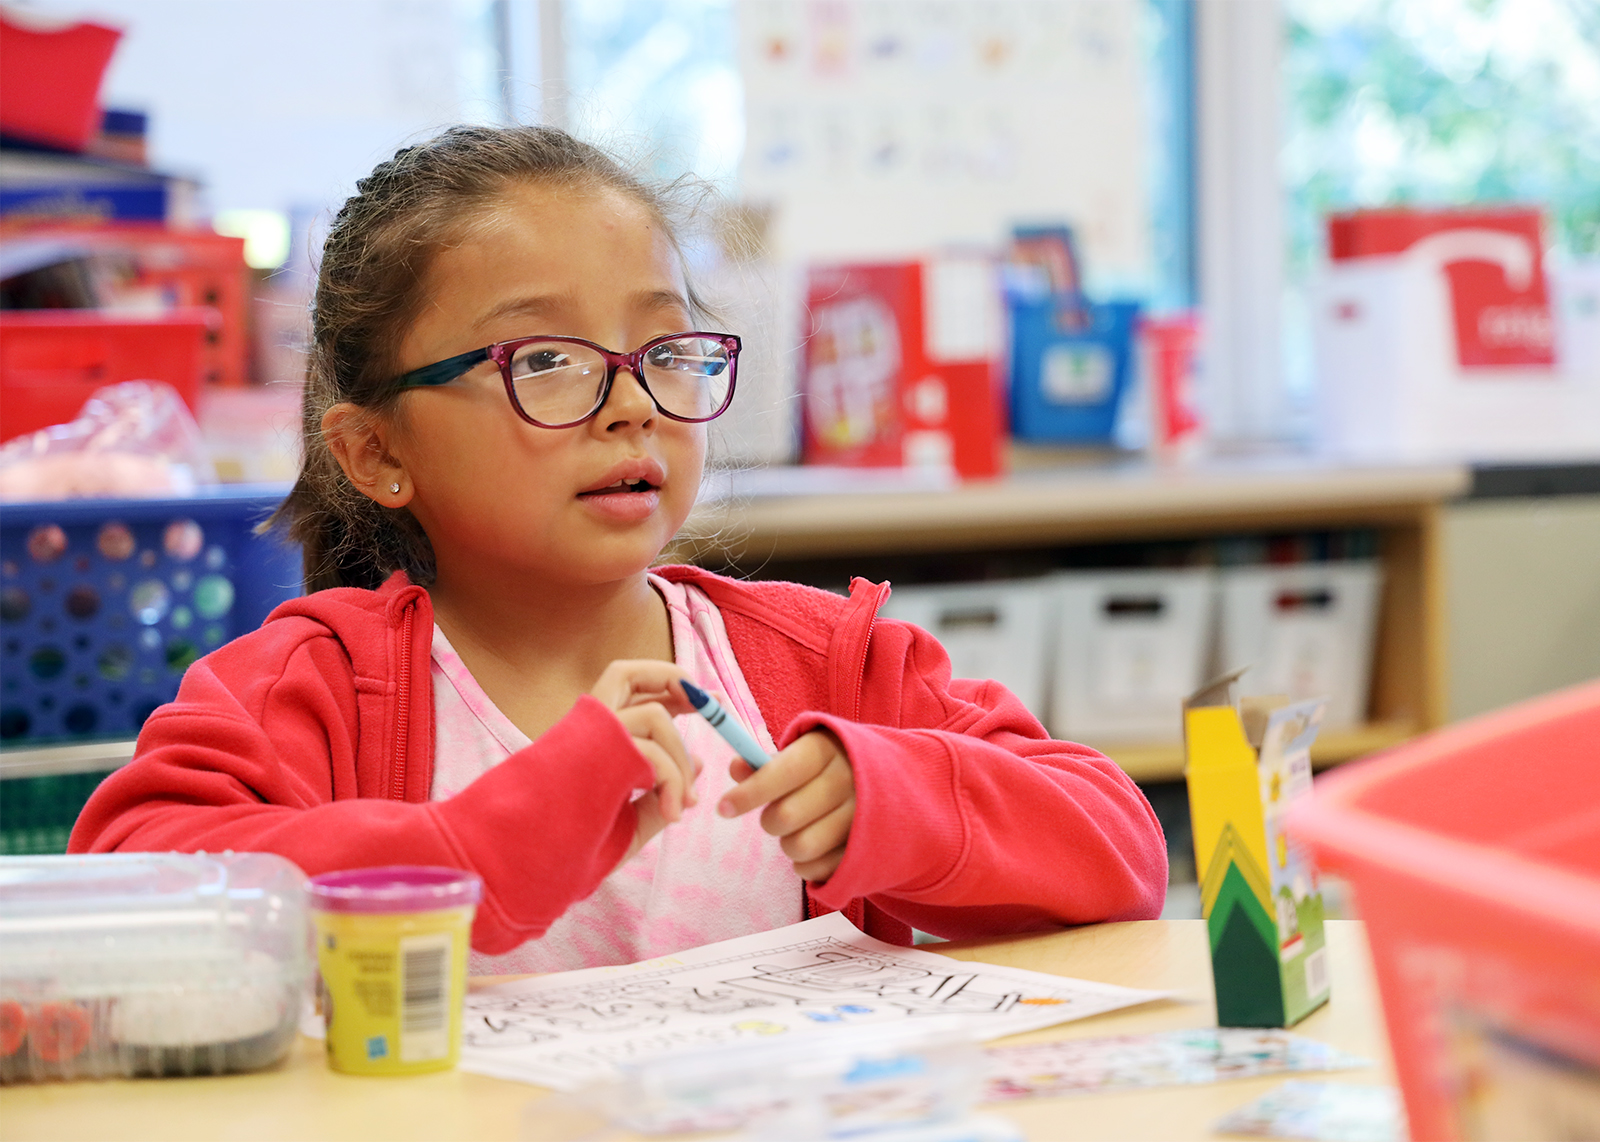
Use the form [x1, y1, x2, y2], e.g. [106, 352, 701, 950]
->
[680, 680, 770, 769]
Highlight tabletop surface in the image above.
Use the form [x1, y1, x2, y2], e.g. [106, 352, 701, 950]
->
[0, 919, 1394, 1142]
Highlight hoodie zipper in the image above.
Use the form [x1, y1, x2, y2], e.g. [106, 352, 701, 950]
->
[841, 578, 889, 723]
[804, 578, 889, 928]
[848, 612, 876, 723]
[389, 601, 415, 801]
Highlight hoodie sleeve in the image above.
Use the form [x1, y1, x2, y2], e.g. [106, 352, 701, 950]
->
[69, 629, 653, 954]
[783, 617, 1168, 939]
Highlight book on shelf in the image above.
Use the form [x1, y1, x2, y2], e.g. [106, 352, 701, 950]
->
[0, 146, 200, 227]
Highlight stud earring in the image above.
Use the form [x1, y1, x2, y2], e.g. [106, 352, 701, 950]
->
[389, 483, 401, 495]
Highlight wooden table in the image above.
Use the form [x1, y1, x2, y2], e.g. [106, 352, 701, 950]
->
[0, 920, 1394, 1142]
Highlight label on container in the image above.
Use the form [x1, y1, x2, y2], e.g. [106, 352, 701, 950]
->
[313, 907, 471, 1075]
[399, 931, 451, 1062]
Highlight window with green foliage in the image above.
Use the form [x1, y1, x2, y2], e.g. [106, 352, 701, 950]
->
[1280, 0, 1600, 420]
[1285, 0, 1600, 274]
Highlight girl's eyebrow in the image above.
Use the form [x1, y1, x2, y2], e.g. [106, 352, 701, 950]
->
[472, 288, 691, 335]
[473, 293, 567, 331]
[633, 288, 692, 316]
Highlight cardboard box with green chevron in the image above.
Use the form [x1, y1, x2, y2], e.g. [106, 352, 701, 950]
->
[1184, 671, 1331, 1027]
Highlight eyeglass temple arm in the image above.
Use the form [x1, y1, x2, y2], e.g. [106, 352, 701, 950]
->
[392, 346, 493, 390]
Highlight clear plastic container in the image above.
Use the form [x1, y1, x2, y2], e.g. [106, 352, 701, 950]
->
[0, 852, 310, 1083]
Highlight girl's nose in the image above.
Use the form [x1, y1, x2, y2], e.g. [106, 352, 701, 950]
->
[596, 366, 657, 432]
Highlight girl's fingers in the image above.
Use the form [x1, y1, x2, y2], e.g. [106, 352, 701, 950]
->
[615, 702, 698, 811]
[791, 844, 848, 884]
[718, 730, 858, 883]
[628, 734, 688, 820]
[759, 754, 854, 839]
[717, 731, 838, 820]
[619, 743, 706, 867]
[778, 795, 857, 866]
[627, 790, 667, 861]
[591, 660, 697, 715]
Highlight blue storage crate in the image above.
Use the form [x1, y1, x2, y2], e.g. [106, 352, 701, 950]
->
[0, 486, 302, 746]
[1008, 298, 1141, 443]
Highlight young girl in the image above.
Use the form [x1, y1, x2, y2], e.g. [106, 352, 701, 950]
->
[71, 126, 1167, 971]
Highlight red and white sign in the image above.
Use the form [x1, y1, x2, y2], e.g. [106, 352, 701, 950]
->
[1328, 208, 1555, 369]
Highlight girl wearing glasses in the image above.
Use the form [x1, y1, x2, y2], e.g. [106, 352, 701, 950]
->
[72, 126, 1165, 969]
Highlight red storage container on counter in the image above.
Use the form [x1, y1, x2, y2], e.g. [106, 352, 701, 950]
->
[0, 310, 212, 442]
[1326, 207, 1555, 370]
[0, 11, 122, 153]
[1289, 680, 1600, 1142]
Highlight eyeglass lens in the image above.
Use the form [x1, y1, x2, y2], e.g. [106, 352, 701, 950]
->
[507, 336, 733, 424]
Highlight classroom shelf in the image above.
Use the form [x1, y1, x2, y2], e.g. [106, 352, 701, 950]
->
[1088, 719, 1420, 784]
[0, 738, 136, 779]
[674, 453, 1469, 781]
[678, 454, 1467, 559]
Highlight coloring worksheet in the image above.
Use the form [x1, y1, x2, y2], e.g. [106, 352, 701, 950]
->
[458, 913, 1167, 1090]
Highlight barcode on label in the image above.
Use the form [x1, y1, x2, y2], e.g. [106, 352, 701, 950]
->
[1304, 947, 1330, 997]
[399, 932, 452, 1062]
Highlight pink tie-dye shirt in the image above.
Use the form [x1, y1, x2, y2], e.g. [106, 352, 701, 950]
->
[429, 574, 802, 974]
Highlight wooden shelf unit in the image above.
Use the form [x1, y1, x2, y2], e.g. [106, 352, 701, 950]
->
[1090, 719, 1420, 783]
[672, 456, 1469, 783]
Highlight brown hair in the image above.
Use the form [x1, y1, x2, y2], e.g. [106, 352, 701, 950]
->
[270, 125, 710, 592]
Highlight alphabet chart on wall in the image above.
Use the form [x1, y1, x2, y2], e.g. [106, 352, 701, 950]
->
[458, 913, 1168, 1090]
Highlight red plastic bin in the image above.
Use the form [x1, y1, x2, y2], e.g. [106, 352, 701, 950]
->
[3, 225, 252, 387]
[0, 310, 212, 443]
[0, 11, 122, 152]
[1290, 680, 1600, 1142]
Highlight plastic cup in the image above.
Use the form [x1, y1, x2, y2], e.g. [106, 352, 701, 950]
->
[307, 866, 482, 1076]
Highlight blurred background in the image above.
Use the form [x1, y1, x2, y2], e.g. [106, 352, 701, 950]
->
[5, 0, 1596, 437]
[1, 0, 1596, 874]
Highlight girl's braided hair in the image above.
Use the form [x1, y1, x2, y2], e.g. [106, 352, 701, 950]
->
[270, 125, 708, 592]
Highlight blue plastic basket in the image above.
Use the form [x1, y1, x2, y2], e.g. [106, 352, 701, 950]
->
[0, 486, 302, 746]
[1008, 298, 1141, 443]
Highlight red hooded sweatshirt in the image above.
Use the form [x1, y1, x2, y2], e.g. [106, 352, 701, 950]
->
[70, 566, 1167, 953]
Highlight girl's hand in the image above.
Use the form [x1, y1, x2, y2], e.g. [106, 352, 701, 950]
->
[716, 730, 856, 883]
[589, 660, 702, 862]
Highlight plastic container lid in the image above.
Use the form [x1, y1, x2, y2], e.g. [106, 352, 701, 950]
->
[307, 866, 482, 914]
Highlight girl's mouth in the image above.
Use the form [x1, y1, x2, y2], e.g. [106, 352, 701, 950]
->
[577, 477, 661, 522]
[580, 478, 657, 495]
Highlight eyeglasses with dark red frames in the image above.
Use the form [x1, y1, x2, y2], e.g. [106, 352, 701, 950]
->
[389, 331, 741, 429]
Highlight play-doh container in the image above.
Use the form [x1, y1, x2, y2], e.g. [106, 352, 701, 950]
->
[307, 866, 481, 1076]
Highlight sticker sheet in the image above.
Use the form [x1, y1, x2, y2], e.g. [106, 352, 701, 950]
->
[457, 913, 1166, 1091]
[984, 1028, 1371, 1101]
[1213, 1081, 1405, 1142]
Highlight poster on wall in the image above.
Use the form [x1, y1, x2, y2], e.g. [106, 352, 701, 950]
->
[738, 0, 1150, 286]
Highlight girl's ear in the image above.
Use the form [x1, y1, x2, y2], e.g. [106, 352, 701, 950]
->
[322, 402, 412, 507]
